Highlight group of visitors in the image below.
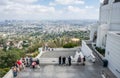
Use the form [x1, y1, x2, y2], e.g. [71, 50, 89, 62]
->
[12, 56, 40, 78]
[58, 56, 72, 66]
[12, 59, 23, 78]
[31, 58, 40, 69]
[25, 56, 40, 68]
[58, 55, 86, 66]
[43, 46, 54, 51]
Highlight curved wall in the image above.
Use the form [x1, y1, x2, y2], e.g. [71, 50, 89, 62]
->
[96, 24, 109, 48]
[99, 4, 110, 24]
[109, 2, 120, 31]
[89, 24, 98, 41]
[100, 1, 120, 31]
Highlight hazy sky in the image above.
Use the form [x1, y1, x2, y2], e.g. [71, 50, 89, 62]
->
[0, 0, 101, 20]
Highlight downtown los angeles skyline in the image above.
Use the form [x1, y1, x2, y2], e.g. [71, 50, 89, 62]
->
[0, 0, 102, 20]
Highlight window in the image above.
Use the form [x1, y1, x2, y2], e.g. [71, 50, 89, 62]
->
[103, 0, 109, 5]
[114, 0, 120, 2]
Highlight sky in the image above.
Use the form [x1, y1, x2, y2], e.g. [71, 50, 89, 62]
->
[0, 0, 101, 20]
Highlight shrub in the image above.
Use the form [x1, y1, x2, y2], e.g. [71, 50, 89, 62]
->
[95, 47, 105, 56]
[3, 68, 10, 72]
[26, 51, 39, 57]
[33, 51, 39, 57]
[63, 43, 77, 48]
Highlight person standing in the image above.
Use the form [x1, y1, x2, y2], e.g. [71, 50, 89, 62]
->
[62, 56, 66, 65]
[16, 60, 22, 71]
[12, 66, 18, 78]
[68, 56, 71, 66]
[29, 57, 33, 66]
[66, 57, 68, 65]
[22, 57, 26, 70]
[36, 58, 39, 65]
[36, 58, 40, 68]
[26, 56, 29, 67]
[22, 57, 25, 65]
[14, 63, 19, 72]
[77, 55, 81, 65]
[59, 56, 62, 65]
[83, 56, 86, 65]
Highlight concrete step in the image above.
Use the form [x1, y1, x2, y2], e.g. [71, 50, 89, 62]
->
[41, 51, 76, 58]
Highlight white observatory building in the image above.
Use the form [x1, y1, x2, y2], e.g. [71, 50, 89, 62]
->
[89, 0, 120, 77]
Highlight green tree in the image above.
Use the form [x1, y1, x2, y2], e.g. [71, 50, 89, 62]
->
[0, 48, 24, 68]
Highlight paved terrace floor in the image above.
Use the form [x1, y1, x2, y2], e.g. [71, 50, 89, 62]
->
[17, 61, 116, 78]
[17, 47, 116, 78]
[17, 62, 116, 78]
[40, 48, 78, 58]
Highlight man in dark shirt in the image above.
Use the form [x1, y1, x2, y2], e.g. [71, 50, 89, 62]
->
[59, 56, 62, 65]
[68, 56, 71, 66]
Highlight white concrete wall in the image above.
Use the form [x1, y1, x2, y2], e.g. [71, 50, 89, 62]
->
[81, 40, 92, 57]
[98, 0, 120, 49]
[100, 1, 120, 28]
[96, 24, 108, 48]
[89, 24, 98, 41]
[2, 69, 13, 78]
[99, 4, 110, 24]
[109, 2, 120, 31]
[51, 48, 77, 51]
[81, 40, 95, 62]
[110, 2, 120, 24]
[100, 1, 120, 25]
[105, 32, 120, 78]
[39, 58, 59, 64]
[35, 48, 43, 59]
[109, 0, 114, 3]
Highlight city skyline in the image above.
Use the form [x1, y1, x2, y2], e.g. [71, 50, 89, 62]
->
[0, 0, 100, 20]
